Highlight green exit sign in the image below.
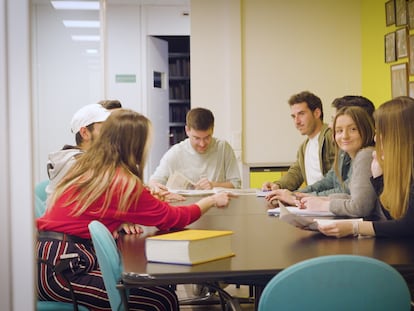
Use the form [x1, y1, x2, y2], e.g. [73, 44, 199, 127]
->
[115, 74, 136, 83]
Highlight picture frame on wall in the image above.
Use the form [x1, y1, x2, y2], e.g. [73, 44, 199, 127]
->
[391, 63, 408, 98]
[409, 34, 414, 75]
[396, 0, 408, 26]
[385, 32, 397, 63]
[396, 27, 408, 58]
[386, 0, 396, 26]
[409, 0, 414, 29]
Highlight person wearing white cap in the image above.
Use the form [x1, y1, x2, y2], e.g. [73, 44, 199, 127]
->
[45, 104, 111, 198]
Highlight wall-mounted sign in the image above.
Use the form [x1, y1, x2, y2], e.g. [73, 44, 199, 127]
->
[115, 74, 136, 83]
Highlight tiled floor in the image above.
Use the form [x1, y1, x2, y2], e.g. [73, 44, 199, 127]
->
[177, 284, 255, 310]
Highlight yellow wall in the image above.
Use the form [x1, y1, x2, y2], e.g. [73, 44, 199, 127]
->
[362, 0, 410, 108]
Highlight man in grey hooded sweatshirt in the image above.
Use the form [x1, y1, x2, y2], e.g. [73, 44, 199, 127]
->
[45, 103, 111, 198]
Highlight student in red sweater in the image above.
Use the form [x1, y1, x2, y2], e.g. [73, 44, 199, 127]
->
[37, 109, 234, 311]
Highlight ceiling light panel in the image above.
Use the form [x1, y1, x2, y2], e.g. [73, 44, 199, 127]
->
[63, 20, 100, 28]
[51, 1, 100, 10]
[71, 35, 100, 42]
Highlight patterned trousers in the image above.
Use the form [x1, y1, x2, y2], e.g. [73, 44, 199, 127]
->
[37, 237, 179, 311]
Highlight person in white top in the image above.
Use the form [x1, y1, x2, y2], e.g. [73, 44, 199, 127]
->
[149, 107, 241, 191]
[262, 91, 336, 191]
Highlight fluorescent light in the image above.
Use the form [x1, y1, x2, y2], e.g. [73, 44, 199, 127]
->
[71, 35, 100, 42]
[63, 20, 100, 28]
[51, 1, 100, 10]
[86, 49, 99, 54]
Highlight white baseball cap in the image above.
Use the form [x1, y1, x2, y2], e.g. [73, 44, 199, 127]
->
[70, 104, 111, 134]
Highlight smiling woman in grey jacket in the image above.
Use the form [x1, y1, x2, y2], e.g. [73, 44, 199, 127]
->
[266, 106, 382, 219]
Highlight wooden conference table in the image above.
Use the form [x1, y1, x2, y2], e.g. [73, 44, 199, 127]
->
[119, 194, 414, 309]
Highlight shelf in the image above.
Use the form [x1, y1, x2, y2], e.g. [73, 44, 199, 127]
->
[169, 122, 186, 127]
[169, 52, 190, 58]
[169, 76, 190, 80]
[158, 35, 190, 147]
[169, 99, 190, 104]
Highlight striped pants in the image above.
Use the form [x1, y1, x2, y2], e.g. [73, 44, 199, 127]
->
[37, 238, 179, 311]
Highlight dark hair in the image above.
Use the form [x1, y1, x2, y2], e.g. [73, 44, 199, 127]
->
[186, 107, 215, 131]
[75, 123, 95, 146]
[332, 96, 375, 118]
[98, 99, 122, 110]
[288, 91, 324, 120]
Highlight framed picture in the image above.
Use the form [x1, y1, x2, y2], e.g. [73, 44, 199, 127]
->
[409, 0, 414, 29]
[409, 34, 414, 75]
[391, 63, 408, 98]
[396, 27, 408, 58]
[396, 0, 408, 26]
[386, 0, 396, 26]
[409, 81, 414, 97]
[385, 32, 397, 63]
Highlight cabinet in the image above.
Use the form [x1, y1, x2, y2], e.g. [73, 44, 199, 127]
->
[158, 36, 191, 146]
[243, 163, 291, 188]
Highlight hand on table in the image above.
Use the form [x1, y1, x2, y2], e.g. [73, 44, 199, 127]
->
[195, 177, 213, 190]
[297, 196, 330, 212]
[113, 223, 143, 239]
[318, 221, 354, 238]
[261, 181, 279, 191]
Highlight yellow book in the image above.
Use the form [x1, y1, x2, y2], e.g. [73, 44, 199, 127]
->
[145, 229, 235, 265]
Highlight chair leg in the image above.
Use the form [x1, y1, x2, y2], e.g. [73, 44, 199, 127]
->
[117, 284, 130, 311]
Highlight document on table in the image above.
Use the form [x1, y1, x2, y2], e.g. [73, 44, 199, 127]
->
[256, 190, 271, 197]
[277, 203, 362, 232]
[267, 205, 335, 217]
[168, 187, 260, 196]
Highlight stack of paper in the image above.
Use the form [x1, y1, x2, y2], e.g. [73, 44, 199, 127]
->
[268, 206, 335, 217]
[276, 204, 362, 231]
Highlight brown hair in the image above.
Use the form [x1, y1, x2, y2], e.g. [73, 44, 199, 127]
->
[332, 106, 375, 182]
[186, 107, 215, 131]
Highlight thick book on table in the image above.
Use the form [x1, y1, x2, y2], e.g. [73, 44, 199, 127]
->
[145, 229, 235, 265]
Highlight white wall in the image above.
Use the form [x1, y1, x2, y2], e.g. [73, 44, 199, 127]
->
[0, 0, 35, 309]
[32, 3, 102, 181]
[191, 0, 362, 165]
[33, 1, 190, 183]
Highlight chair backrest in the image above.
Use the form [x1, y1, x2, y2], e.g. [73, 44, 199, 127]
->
[35, 195, 47, 219]
[37, 300, 89, 311]
[35, 180, 49, 202]
[258, 254, 411, 311]
[35, 180, 50, 218]
[88, 220, 124, 311]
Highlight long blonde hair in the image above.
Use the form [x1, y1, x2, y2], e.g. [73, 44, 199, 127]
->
[375, 96, 414, 218]
[50, 109, 152, 216]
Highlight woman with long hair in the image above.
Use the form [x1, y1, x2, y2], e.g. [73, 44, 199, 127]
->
[266, 106, 380, 218]
[37, 109, 235, 310]
[319, 96, 414, 237]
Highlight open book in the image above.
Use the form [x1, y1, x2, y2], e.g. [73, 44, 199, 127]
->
[278, 203, 362, 232]
[166, 171, 196, 190]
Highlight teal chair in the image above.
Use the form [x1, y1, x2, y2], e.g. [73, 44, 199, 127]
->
[34, 180, 49, 218]
[35, 195, 46, 219]
[88, 220, 129, 311]
[258, 254, 411, 311]
[37, 300, 89, 311]
[35, 179, 49, 202]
